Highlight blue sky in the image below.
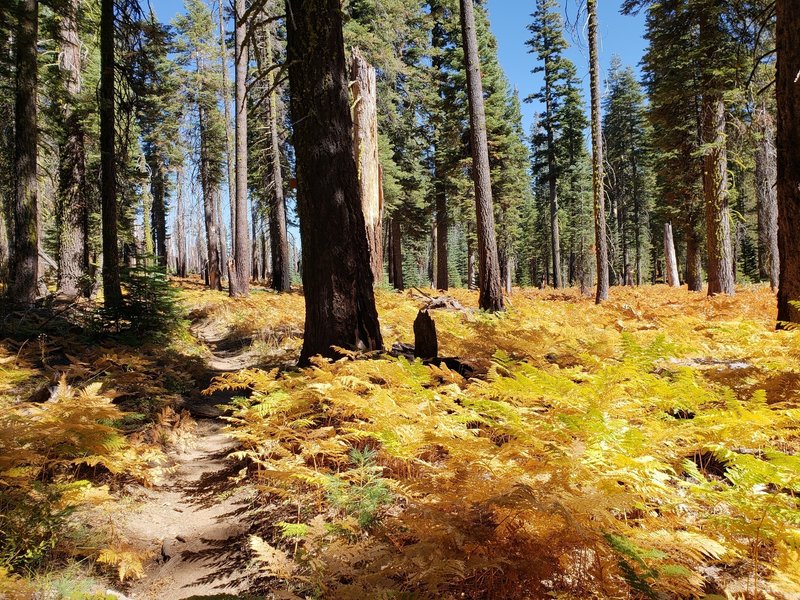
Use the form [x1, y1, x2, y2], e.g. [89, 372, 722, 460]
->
[151, 0, 648, 132]
[485, 0, 648, 132]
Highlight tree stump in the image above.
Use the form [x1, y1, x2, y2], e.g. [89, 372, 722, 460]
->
[413, 310, 438, 360]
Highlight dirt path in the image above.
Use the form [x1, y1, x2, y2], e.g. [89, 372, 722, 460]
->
[114, 326, 263, 599]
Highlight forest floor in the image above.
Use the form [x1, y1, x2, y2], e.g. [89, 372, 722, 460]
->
[1, 280, 799, 599]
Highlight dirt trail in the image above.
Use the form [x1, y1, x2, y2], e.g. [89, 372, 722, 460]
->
[115, 326, 263, 600]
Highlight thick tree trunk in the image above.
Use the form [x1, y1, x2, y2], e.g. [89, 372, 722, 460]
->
[229, 0, 251, 297]
[390, 217, 403, 290]
[776, 0, 800, 325]
[11, 0, 39, 303]
[263, 25, 291, 292]
[702, 95, 735, 296]
[350, 48, 384, 285]
[57, 0, 89, 298]
[285, 0, 383, 364]
[755, 104, 779, 291]
[664, 222, 680, 287]
[100, 0, 121, 308]
[588, 0, 608, 304]
[459, 0, 503, 312]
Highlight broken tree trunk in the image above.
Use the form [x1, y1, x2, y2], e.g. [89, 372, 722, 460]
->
[350, 47, 383, 285]
[414, 310, 438, 361]
[664, 222, 680, 287]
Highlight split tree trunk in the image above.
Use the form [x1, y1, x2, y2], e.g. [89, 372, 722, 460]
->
[350, 48, 384, 284]
[755, 103, 779, 291]
[588, 0, 608, 304]
[100, 0, 122, 309]
[229, 0, 251, 297]
[664, 222, 680, 287]
[285, 0, 383, 364]
[151, 163, 167, 266]
[57, 0, 89, 298]
[459, 0, 504, 312]
[776, 0, 800, 325]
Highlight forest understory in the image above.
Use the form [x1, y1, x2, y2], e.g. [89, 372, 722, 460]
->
[1, 280, 798, 600]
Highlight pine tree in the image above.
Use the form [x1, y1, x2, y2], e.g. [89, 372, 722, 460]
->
[776, 0, 800, 325]
[229, 0, 250, 297]
[100, 0, 122, 308]
[603, 57, 652, 285]
[286, 0, 383, 363]
[526, 0, 569, 289]
[459, 0, 503, 311]
[627, 0, 705, 291]
[174, 0, 227, 290]
[53, 0, 90, 297]
[10, 0, 40, 303]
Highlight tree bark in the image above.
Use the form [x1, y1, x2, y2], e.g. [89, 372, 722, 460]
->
[755, 103, 779, 291]
[285, 0, 383, 364]
[229, 0, 251, 297]
[350, 48, 384, 285]
[776, 0, 800, 325]
[664, 222, 680, 287]
[588, 0, 608, 304]
[100, 0, 121, 309]
[11, 0, 39, 303]
[702, 95, 735, 296]
[57, 0, 89, 298]
[459, 0, 503, 312]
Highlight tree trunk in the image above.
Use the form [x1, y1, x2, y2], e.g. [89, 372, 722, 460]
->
[664, 222, 680, 287]
[151, 162, 167, 266]
[685, 224, 703, 291]
[100, 0, 121, 309]
[229, 0, 251, 297]
[218, 1, 236, 259]
[390, 217, 403, 290]
[199, 101, 223, 291]
[263, 24, 291, 292]
[11, 0, 39, 303]
[56, 0, 89, 298]
[459, 0, 503, 312]
[547, 116, 561, 289]
[776, 0, 800, 325]
[434, 173, 448, 290]
[755, 103, 779, 291]
[588, 0, 608, 304]
[285, 0, 383, 364]
[175, 168, 187, 277]
[350, 48, 384, 284]
[701, 95, 735, 296]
